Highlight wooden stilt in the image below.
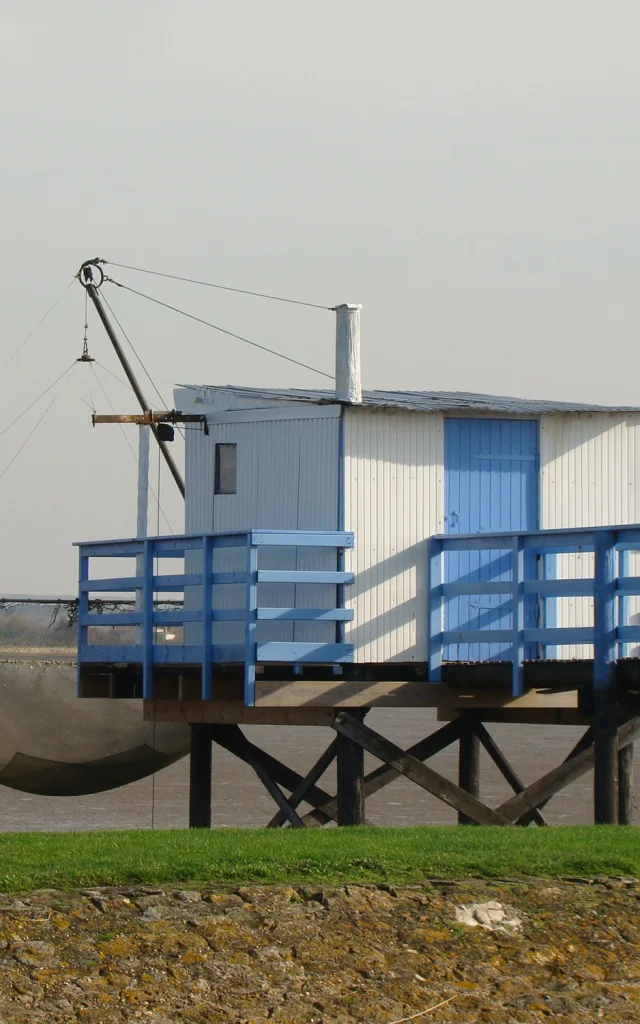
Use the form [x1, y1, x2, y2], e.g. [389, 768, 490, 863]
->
[337, 717, 366, 826]
[593, 532, 618, 824]
[618, 739, 634, 826]
[593, 690, 619, 824]
[458, 715, 480, 825]
[189, 724, 212, 829]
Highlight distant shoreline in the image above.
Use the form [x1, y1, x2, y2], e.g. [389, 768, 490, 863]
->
[0, 645, 76, 661]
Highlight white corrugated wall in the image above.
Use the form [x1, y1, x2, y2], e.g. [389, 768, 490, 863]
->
[343, 407, 444, 662]
[540, 412, 640, 657]
[184, 407, 340, 646]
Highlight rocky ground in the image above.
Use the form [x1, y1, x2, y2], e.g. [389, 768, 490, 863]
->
[0, 878, 639, 1023]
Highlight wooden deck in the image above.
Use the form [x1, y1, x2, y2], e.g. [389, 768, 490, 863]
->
[78, 658, 640, 729]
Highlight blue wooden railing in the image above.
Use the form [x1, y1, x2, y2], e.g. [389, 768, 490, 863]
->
[428, 525, 640, 697]
[76, 530, 355, 705]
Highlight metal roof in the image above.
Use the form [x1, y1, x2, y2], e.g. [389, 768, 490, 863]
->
[179, 384, 640, 416]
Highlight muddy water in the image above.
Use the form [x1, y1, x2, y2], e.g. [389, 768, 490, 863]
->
[1, 708, 637, 830]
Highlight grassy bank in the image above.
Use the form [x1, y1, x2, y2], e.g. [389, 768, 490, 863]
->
[0, 826, 638, 891]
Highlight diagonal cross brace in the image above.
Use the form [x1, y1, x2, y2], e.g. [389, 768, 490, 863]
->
[300, 717, 464, 827]
[267, 738, 339, 828]
[332, 713, 511, 826]
[210, 725, 375, 826]
[216, 725, 305, 827]
[471, 718, 548, 827]
[496, 717, 640, 823]
[517, 726, 594, 827]
[210, 724, 335, 820]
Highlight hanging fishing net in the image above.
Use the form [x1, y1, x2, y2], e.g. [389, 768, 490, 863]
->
[0, 661, 189, 796]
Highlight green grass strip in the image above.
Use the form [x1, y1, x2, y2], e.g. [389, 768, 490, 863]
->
[0, 826, 638, 891]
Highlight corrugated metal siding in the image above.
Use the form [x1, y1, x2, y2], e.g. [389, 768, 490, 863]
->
[343, 407, 444, 662]
[185, 423, 214, 533]
[184, 411, 340, 648]
[206, 414, 339, 532]
[540, 413, 640, 657]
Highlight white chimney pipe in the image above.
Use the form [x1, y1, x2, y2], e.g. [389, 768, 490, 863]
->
[334, 303, 362, 404]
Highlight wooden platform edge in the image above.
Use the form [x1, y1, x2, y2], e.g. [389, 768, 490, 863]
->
[436, 707, 592, 726]
[145, 681, 587, 726]
[144, 701, 337, 726]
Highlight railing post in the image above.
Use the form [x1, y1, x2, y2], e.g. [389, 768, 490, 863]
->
[77, 549, 90, 697]
[593, 530, 618, 824]
[142, 539, 155, 700]
[244, 535, 259, 706]
[428, 537, 444, 682]
[512, 536, 525, 697]
[618, 548, 629, 660]
[336, 539, 346, 646]
[201, 535, 214, 700]
[540, 552, 558, 659]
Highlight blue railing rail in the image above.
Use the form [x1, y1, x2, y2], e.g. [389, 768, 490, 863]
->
[428, 524, 640, 696]
[76, 530, 355, 705]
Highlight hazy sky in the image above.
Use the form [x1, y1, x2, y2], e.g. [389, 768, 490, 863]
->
[1, 1, 639, 592]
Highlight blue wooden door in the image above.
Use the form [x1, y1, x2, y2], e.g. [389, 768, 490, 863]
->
[444, 418, 539, 661]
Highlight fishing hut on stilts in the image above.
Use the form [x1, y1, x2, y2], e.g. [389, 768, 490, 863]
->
[75, 258, 640, 828]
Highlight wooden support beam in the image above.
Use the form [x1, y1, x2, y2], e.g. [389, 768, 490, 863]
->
[438, 707, 590, 727]
[189, 724, 212, 829]
[300, 718, 463, 827]
[210, 725, 306, 827]
[337, 716, 366, 826]
[247, 758, 306, 829]
[593, 532, 618, 824]
[210, 725, 341, 826]
[361, 718, 464, 799]
[497, 718, 640, 823]
[332, 713, 510, 826]
[472, 718, 548, 827]
[619, 740, 634, 826]
[593, 689, 619, 824]
[458, 714, 480, 825]
[267, 739, 339, 828]
[517, 726, 594, 826]
[145, 701, 336, 727]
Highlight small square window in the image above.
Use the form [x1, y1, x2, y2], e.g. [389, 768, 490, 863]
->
[214, 443, 237, 494]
